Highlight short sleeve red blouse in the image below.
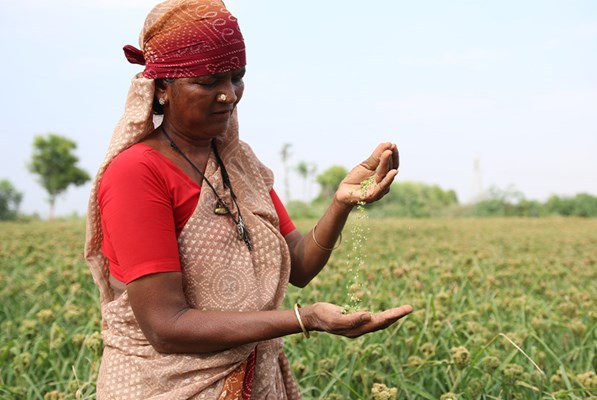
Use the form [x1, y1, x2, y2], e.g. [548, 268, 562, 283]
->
[98, 143, 295, 284]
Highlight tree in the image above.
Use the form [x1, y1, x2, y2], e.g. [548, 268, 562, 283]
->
[570, 193, 597, 217]
[0, 179, 23, 220]
[470, 185, 524, 217]
[295, 161, 317, 201]
[545, 193, 597, 217]
[316, 165, 348, 199]
[28, 134, 90, 219]
[368, 181, 459, 217]
[513, 199, 547, 217]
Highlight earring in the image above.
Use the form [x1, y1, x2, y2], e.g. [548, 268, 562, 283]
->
[158, 98, 166, 106]
[217, 93, 228, 102]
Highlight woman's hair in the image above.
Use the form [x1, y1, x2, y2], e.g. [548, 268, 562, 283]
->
[153, 78, 175, 115]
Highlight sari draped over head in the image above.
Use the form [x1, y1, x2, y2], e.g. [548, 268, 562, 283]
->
[84, 1, 301, 399]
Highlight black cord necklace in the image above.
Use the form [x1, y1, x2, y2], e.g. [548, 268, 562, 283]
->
[161, 125, 252, 251]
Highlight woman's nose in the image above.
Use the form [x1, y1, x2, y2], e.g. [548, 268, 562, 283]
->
[218, 80, 238, 103]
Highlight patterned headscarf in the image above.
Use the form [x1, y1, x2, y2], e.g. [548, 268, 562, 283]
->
[123, 0, 246, 78]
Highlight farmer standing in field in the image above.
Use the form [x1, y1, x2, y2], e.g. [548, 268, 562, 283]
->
[84, 0, 412, 398]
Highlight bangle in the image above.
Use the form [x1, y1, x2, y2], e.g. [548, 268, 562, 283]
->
[294, 303, 310, 338]
[312, 223, 342, 252]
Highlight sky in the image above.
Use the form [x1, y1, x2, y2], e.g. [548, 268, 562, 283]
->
[1, 0, 596, 218]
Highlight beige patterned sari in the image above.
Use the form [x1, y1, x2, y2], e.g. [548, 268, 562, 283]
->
[85, 74, 301, 399]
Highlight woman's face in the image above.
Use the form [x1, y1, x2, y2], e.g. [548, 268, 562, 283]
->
[161, 67, 245, 138]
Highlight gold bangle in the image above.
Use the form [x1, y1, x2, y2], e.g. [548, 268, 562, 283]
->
[294, 303, 310, 338]
[312, 223, 342, 252]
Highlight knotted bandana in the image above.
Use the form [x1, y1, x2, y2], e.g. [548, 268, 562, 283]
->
[123, 0, 246, 79]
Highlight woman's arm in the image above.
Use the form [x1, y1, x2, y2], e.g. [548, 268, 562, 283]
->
[286, 142, 399, 287]
[127, 271, 412, 354]
[121, 141, 409, 355]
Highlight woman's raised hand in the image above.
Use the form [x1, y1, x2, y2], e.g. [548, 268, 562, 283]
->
[335, 143, 399, 206]
[302, 302, 413, 338]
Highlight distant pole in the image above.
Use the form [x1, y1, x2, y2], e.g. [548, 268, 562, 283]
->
[470, 156, 483, 203]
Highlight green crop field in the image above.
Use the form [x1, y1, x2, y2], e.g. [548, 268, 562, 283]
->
[1, 218, 595, 399]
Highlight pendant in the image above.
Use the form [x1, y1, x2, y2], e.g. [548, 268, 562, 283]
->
[214, 201, 229, 215]
[236, 215, 253, 251]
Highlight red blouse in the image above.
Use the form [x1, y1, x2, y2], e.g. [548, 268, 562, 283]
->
[98, 143, 295, 284]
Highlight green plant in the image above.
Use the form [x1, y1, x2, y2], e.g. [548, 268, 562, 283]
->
[28, 134, 90, 219]
[2, 217, 596, 399]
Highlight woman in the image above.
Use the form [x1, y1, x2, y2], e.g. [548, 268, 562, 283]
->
[85, 0, 412, 399]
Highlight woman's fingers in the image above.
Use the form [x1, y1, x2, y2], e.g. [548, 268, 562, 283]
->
[379, 169, 398, 190]
[355, 142, 399, 176]
[375, 150, 392, 183]
[345, 305, 413, 337]
[361, 143, 393, 171]
[391, 143, 399, 170]
[373, 305, 413, 327]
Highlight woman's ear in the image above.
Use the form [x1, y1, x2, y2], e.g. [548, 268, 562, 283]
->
[155, 79, 168, 99]
[153, 78, 172, 114]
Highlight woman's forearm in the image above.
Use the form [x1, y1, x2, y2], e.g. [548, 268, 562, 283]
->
[128, 272, 307, 354]
[149, 308, 303, 354]
[288, 143, 399, 287]
[127, 271, 413, 354]
[160, 302, 413, 354]
[288, 196, 353, 287]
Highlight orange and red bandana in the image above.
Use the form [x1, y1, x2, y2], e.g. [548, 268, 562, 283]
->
[123, 0, 246, 79]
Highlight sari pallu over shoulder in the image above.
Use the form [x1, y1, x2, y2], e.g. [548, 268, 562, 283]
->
[87, 78, 301, 398]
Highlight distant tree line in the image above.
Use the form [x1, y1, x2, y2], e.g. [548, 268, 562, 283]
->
[285, 164, 597, 219]
[3, 143, 596, 221]
[470, 187, 597, 218]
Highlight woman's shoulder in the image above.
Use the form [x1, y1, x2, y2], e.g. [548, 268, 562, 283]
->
[101, 143, 170, 189]
[105, 143, 170, 176]
[108, 143, 155, 168]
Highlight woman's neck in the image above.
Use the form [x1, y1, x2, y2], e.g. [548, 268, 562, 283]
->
[159, 122, 212, 157]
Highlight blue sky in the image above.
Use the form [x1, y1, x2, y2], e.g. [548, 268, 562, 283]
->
[1, 0, 596, 217]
